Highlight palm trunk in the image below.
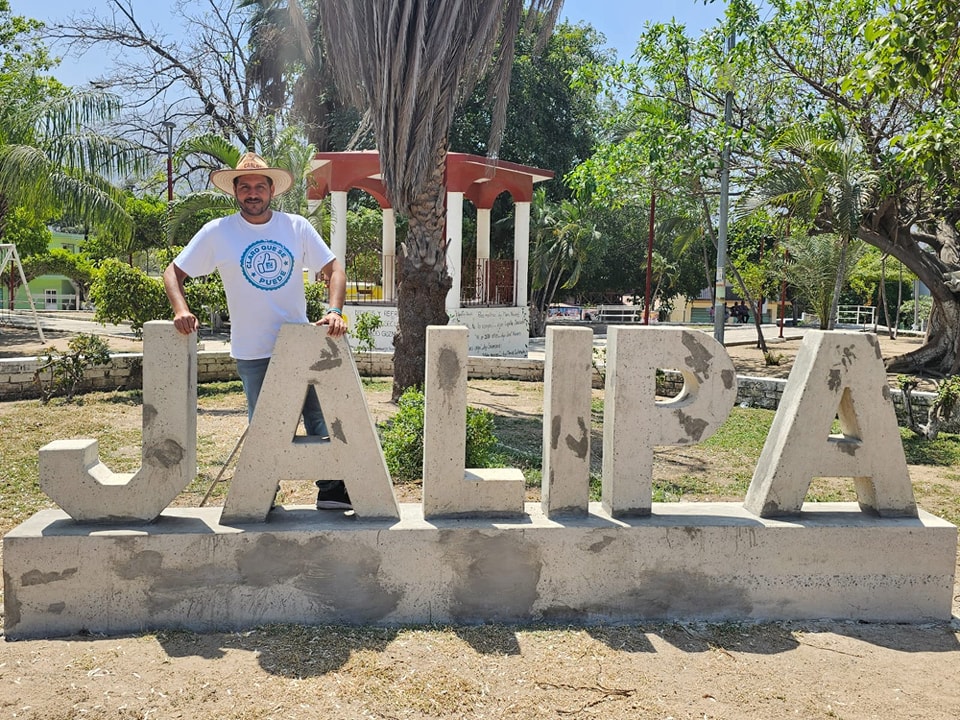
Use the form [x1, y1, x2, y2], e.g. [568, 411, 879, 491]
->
[392, 140, 452, 401]
[828, 236, 849, 330]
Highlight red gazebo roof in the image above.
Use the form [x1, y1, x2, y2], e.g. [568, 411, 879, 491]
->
[307, 151, 554, 209]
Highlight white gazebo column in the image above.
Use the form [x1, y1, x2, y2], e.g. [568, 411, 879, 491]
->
[382, 208, 396, 302]
[476, 208, 491, 261]
[330, 190, 348, 265]
[513, 200, 531, 307]
[476, 207, 491, 302]
[445, 191, 464, 310]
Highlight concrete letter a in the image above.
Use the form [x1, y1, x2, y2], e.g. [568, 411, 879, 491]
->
[744, 331, 917, 518]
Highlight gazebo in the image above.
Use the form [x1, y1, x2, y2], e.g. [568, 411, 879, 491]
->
[306, 151, 553, 357]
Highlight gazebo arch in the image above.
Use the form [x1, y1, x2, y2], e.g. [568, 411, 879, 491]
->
[306, 151, 554, 357]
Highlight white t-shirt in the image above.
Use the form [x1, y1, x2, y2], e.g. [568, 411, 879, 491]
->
[174, 211, 335, 360]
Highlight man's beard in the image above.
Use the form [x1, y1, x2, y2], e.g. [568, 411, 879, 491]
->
[241, 198, 269, 217]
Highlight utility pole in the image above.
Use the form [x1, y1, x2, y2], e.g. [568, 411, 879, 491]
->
[713, 31, 736, 343]
[644, 191, 655, 324]
[162, 120, 175, 202]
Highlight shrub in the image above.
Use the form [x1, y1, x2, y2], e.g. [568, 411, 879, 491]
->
[33, 333, 112, 403]
[304, 279, 329, 322]
[764, 351, 785, 366]
[377, 387, 499, 481]
[89, 259, 170, 336]
[351, 311, 383, 353]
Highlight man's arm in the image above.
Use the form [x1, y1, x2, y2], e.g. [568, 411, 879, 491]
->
[316, 258, 348, 337]
[162, 262, 199, 335]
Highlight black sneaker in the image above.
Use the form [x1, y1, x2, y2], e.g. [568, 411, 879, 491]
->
[316, 481, 352, 510]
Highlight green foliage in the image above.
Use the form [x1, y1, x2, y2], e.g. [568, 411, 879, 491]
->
[351, 311, 383, 353]
[20, 247, 95, 305]
[0, 205, 51, 254]
[89, 259, 170, 336]
[899, 427, 960, 466]
[92, 196, 168, 264]
[378, 388, 426, 481]
[304, 279, 329, 323]
[591, 346, 606, 384]
[763, 351, 784, 366]
[33, 333, 111, 403]
[465, 404, 498, 468]
[528, 187, 601, 333]
[900, 295, 933, 327]
[935, 376, 960, 417]
[0, 67, 147, 240]
[784, 233, 864, 329]
[184, 272, 227, 324]
[377, 387, 499, 481]
[346, 206, 386, 284]
[450, 20, 607, 202]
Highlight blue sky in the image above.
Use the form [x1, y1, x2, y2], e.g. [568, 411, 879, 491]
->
[15, 0, 727, 87]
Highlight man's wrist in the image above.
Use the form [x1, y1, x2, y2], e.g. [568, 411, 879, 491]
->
[326, 307, 343, 316]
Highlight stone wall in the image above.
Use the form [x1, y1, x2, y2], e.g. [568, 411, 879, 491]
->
[0, 349, 947, 432]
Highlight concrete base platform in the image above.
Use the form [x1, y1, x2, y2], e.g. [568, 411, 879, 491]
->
[4, 502, 956, 639]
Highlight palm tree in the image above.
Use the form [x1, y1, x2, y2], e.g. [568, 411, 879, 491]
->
[785, 232, 865, 329]
[528, 187, 600, 336]
[755, 121, 878, 330]
[0, 84, 147, 243]
[316, 0, 564, 398]
[240, 0, 351, 152]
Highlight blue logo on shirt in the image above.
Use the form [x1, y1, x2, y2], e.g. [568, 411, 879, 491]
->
[241, 240, 294, 290]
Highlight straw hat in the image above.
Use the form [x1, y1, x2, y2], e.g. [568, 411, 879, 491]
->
[210, 152, 295, 196]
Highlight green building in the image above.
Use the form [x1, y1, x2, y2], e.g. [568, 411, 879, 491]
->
[2, 232, 84, 311]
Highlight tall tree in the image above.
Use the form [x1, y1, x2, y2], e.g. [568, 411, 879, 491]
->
[240, 0, 357, 152]
[752, 121, 879, 329]
[0, 86, 146, 243]
[451, 20, 607, 201]
[316, 0, 564, 398]
[0, 1, 146, 270]
[528, 187, 600, 336]
[46, 0, 303, 194]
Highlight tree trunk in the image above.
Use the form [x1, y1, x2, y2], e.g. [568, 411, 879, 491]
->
[391, 141, 452, 401]
[860, 208, 960, 374]
[885, 295, 960, 375]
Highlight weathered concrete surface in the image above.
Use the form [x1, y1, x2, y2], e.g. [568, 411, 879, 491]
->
[422, 326, 525, 519]
[37, 321, 197, 523]
[542, 326, 593, 517]
[745, 331, 916, 518]
[220, 326, 398, 524]
[3, 502, 955, 639]
[603, 327, 738, 517]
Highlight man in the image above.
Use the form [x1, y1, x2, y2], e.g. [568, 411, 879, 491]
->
[163, 152, 351, 510]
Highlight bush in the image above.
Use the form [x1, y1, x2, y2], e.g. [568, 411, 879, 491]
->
[351, 311, 383, 353]
[33, 333, 112, 403]
[89, 259, 170, 336]
[377, 387, 499, 481]
[305, 279, 329, 322]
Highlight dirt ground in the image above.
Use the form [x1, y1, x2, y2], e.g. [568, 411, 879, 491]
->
[1, 322, 958, 720]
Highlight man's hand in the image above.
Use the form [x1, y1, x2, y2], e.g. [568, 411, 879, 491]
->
[318, 311, 347, 337]
[172, 311, 199, 335]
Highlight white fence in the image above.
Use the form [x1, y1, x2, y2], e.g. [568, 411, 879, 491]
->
[802, 305, 877, 329]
